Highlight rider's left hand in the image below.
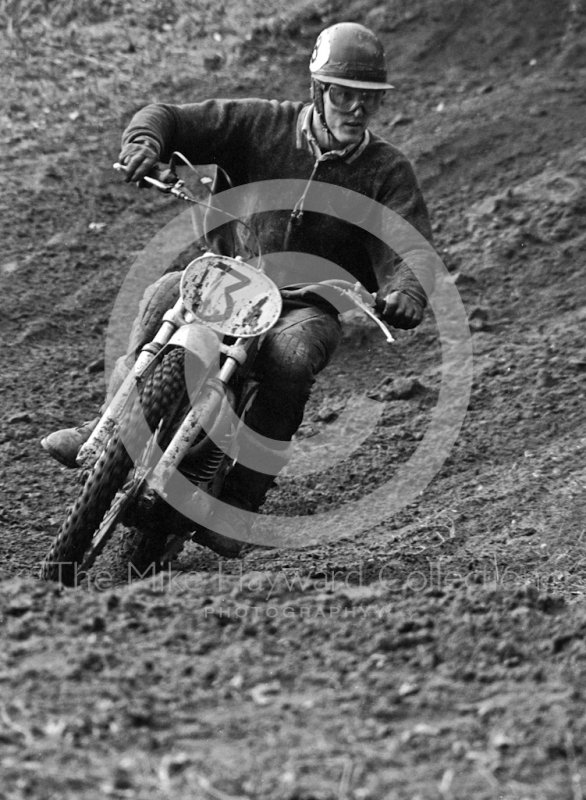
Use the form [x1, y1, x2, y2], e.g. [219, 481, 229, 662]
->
[377, 291, 423, 329]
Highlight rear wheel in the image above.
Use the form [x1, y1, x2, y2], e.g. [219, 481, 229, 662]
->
[124, 513, 193, 578]
[40, 348, 189, 586]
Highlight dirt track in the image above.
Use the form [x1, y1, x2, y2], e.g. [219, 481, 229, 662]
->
[2, 1, 586, 797]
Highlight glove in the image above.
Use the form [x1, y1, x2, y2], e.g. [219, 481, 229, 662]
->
[118, 137, 160, 184]
[376, 290, 424, 330]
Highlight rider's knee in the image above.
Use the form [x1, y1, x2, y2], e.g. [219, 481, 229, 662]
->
[128, 272, 182, 356]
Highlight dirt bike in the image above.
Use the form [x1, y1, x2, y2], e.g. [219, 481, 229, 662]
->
[40, 165, 395, 587]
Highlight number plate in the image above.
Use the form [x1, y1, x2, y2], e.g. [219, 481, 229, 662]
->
[180, 254, 282, 337]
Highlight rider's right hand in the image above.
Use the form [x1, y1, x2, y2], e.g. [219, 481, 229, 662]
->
[118, 138, 160, 184]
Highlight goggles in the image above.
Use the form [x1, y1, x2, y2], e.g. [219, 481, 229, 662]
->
[326, 84, 386, 115]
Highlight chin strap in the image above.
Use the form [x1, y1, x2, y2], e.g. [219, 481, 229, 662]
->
[290, 155, 322, 225]
[310, 78, 333, 144]
[289, 98, 366, 232]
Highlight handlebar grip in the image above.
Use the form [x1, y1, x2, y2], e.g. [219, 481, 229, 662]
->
[373, 294, 386, 315]
[113, 162, 178, 191]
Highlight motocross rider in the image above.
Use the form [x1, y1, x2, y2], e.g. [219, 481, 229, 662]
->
[42, 22, 436, 557]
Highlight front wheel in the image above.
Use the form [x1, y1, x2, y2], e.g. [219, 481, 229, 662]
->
[40, 347, 189, 586]
[39, 433, 132, 586]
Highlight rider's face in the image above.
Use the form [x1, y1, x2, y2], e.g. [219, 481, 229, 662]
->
[322, 84, 373, 148]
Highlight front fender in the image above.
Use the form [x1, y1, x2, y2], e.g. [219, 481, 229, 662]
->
[166, 322, 222, 402]
[167, 322, 221, 370]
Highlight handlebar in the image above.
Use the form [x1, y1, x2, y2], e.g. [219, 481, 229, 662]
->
[288, 280, 395, 343]
[373, 294, 386, 315]
[325, 282, 395, 344]
[113, 162, 193, 199]
[342, 285, 395, 344]
[112, 163, 395, 344]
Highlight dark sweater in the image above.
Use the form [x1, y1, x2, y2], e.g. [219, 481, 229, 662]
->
[122, 98, 436, 304]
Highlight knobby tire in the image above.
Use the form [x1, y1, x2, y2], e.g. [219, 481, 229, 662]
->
[40, 348, 188, 586]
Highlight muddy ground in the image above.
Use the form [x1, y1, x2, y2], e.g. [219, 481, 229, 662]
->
[1, 0, 586, 797]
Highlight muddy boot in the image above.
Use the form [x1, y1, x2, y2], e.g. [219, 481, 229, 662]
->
[40, 418, 99, 468]
[190, 502, 254, 558]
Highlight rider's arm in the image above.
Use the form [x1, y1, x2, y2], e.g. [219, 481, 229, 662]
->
[370, 155, 437, 316]
[120, 99, 285, 176]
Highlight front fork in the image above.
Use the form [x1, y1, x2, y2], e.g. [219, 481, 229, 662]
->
[147, 338, 250, 496]
[77, 297, 187, 469]
[76, 293, 250, 473]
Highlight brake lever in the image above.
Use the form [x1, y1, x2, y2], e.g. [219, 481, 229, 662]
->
[113, 162, 198, 203]
[113, 162, 182, 190]
[332, 283, 395, 344]
[353, 293, 395, 343]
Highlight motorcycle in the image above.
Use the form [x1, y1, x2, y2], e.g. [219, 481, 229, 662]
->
[40, 165, 395, 587]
